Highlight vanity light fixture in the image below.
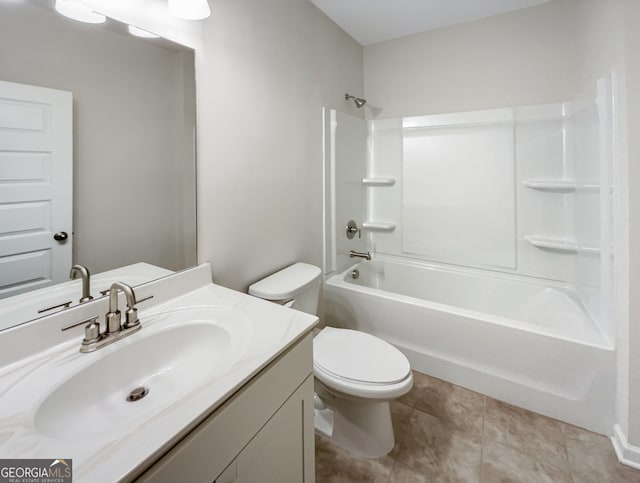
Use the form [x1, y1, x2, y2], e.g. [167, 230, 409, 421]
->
[168, 0, 211, 20]
[128, 25, 160, 39]
[54, 0, 106, 24]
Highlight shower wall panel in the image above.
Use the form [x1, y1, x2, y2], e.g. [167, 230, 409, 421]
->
[323, 108, 367, 274]
[367, 99, 611, 286]
[402, 121, 516, 269]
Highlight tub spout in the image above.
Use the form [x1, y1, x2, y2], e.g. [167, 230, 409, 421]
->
[350, 250, 372, 261]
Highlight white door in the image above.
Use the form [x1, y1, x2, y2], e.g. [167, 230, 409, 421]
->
[0, 80, 72, 299]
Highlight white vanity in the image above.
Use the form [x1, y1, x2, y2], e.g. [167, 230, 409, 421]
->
[0, 264, 317, 482]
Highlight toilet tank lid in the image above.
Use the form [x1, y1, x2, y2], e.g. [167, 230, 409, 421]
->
[248, 263, 322, 300]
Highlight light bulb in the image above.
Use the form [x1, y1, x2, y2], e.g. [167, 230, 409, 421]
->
[128, 25, 160, 38]
[55, 0, 106, 24]
[168, 0, 211, 20]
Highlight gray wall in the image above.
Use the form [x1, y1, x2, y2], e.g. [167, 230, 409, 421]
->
[0, 2, 196, 273]
[363, 0, 582, 118]
[196, 0, 364, 292]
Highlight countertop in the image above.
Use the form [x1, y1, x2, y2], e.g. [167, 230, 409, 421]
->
[0, 264, 318, 482]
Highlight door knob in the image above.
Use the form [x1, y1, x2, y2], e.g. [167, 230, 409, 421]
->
[54, 231, 69, 241]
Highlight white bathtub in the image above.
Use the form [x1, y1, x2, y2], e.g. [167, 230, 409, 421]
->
[324, 257, 615, 434]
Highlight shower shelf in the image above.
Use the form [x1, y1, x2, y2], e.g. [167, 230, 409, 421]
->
[362, 221, 396, 232]
[524, 236, 600, 255]
[362, 178, 396, 187]
[522, 179, 576, 193]
[522, 179, 604, 193]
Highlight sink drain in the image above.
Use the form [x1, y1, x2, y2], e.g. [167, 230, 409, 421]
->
[127, 386, 149, 402]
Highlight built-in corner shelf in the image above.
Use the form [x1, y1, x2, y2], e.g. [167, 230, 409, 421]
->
[362, 178, 396, 187]
[525, 236, 578, 253]
[522, 179, 576, 193]
[524, 236, 600, 255]
[522, 179, 604, 193]
[362, 221, 396, 233]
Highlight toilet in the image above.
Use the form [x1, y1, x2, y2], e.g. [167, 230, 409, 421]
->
[249, 262, 413, 458]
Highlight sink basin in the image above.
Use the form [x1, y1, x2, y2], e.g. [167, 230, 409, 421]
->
[29, 306, 251, 440]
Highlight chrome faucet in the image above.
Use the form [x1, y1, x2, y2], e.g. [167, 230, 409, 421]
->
[61, 281, 143, 353]
[106, 282, 139, 334]
[350, 250, 372, 261]
[69, 264, 93, 303]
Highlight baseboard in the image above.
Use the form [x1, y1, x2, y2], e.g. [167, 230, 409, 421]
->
[612, 424, 640, 469]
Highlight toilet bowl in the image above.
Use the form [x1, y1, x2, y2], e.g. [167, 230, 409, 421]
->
[249, 263, 413, 458]
[313, 326, 413, 457]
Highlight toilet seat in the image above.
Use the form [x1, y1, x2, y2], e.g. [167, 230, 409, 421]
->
[313, 327, 412, 400]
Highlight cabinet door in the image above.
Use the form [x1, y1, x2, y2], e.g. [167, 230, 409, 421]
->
[136, 336, 314, 483]
[235, 375, 315, 483]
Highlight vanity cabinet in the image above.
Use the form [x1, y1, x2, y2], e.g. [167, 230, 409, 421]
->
[136, 333, 315, 483]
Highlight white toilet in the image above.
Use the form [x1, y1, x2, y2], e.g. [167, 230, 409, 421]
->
[249, 262, 413, 458]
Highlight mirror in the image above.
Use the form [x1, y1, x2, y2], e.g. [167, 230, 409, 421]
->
[0, 0, 197, 329]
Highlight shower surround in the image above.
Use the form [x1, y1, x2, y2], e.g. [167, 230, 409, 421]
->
[323, 77, 615, 433]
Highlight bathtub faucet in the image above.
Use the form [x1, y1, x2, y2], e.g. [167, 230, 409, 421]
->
[349, 250, 372, 261]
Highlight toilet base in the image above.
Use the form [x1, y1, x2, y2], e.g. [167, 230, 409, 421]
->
[314, 385, 394, 458]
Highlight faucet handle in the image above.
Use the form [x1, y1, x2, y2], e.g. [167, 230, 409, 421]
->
[123, 295, 154, 329]
[61, 314, 99, 332]
[83, 316, 101, 344]
[346, 220, 361, 240]
[124, 307, 139, 329]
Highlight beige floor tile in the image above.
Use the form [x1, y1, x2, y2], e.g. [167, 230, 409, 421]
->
[315, 379, 640, 483]
[395, 408, 482, 482]
[390, 401, 413, 459]
[315, 434, 394, 483]
[386, 462, 428, 483]
[563, 425, 640, 483]
[399, 371, 485, 432]
[480, 440, 572, 483]
[483, 398, 568, 469]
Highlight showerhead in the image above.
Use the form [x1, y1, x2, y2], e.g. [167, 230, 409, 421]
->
[345, 93, 367, 109]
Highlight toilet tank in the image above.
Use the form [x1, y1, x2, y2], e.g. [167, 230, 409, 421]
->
[248, 263, 322, 316]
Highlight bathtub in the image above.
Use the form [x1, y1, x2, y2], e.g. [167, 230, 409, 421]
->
[324, 256, 615, 434]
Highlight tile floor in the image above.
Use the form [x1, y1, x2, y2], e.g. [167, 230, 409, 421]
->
[315, 371, 640, 483]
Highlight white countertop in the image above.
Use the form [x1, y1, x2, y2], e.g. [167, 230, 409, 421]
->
[0, 264, 318, 482]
